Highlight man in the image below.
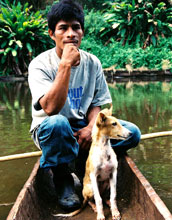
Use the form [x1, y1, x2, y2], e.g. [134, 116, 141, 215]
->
[28, 0, 141, 212]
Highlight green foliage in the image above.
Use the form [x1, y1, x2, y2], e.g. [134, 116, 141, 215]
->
[83, 4, 172, 71]
[78, 0, 110, 10]
[0, 0, 54, 76]
[4, 0, 55, 11]
[0, 0, 171, 75]
[81, 36, 172, 70]
[40, 1, 59, 18]
[101, 0, 172, 47]
[84, 9, 111, 40]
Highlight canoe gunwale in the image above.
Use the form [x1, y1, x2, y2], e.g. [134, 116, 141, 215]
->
[7, 156, 172, 220]
[125, 155, 172, 220]
[7, 160, 40, 220]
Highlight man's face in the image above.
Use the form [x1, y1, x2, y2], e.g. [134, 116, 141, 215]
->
[49, 20, 84, 58]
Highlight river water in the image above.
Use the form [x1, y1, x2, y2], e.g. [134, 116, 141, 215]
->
[0, 79, 171, 219]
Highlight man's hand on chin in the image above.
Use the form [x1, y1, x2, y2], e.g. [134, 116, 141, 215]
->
[61, 43, 80, 67]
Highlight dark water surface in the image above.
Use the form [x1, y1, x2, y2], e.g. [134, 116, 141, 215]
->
[0, 80, 171, 219]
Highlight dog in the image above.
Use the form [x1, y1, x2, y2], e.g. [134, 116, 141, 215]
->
[54, 105, 131, 220]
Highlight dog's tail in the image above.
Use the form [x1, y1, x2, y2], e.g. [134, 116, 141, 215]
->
[52, 199, 87, 218]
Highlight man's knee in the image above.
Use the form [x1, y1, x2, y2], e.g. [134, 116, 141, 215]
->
[41, 115, 70, 135]
[129, 124, 141, 148]
[119, 119, 141, 147]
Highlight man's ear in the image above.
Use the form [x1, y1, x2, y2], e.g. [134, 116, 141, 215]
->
[48, 29, 55, 41]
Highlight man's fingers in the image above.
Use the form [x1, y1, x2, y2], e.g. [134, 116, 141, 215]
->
[80, 141, 91, 152]
[78, 135, 91, 150]
[62, 44, 80, 66]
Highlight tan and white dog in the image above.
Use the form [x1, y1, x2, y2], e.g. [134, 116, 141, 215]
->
[54, 105, 131, 220]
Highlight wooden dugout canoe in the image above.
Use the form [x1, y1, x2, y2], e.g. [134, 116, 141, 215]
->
[7, 156, 172, 220]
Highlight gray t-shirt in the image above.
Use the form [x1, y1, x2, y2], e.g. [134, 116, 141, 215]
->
[28, 47, 112, 131]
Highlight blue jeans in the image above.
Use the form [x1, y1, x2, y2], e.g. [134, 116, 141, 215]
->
[36, 115, 141, 168]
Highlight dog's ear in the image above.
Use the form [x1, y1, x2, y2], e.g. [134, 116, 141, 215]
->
[100, 104, 113, 116]
[100, 112, 107, 122]
[109, 103, 113, 115]
[96, 112, 107, 126]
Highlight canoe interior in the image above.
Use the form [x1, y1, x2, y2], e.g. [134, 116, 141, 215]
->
[7, 156, 172, 220]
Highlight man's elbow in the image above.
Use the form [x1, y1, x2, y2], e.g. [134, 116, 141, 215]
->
[44, 106, 60, 116]
[39, 96, 65, 116]
[39, 98, 59, 116]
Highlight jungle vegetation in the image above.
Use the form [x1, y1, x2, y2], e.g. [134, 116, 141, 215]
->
[0, 0, 171, 76]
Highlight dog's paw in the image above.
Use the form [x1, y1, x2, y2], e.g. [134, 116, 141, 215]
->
[112, 214, 121, 220]
[97, 213, 105, 220]
[97, 216, 105, 220]
[112, 210, 121, 220]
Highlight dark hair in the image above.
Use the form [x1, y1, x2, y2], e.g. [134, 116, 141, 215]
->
[47, 0, 84, 33]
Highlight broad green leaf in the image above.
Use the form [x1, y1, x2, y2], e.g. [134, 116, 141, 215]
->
[4, 47, 11, 54]
[151, 35, 157, 46]
[9, 40, 14, 46]
[149, 25, 154, 33]
[154, 21, 158, 26]
[100, 27, 105, 32]
[147, 3, 153, 9]
[1, 28, 10, 34]
[16, 40, 22, 48]
[158, 2, 166, 8]
[153, 8, 160, 15]
[112, 23, 120, 29]
[14, 100, 19, 109]
[4, 47, 11, 56]
[12, 49, 17, 56]
[1, 41, 7, 48]
[132, 0, 136, 7]
[128, 4, 133, 10]
[1, 55, 6, 64]
[121, 28, 126, 37]
[23, 21, 28, 27]
[26, 42, 32, 53]
[136, 34, 141, 43]
[18, 28, 24, 33]
[25, 7, 29, 13]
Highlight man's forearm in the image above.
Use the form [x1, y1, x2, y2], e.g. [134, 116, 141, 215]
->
[39, 62, 71, 115]
[39, 44, 80, 116]
[87, 106, 101, 129]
